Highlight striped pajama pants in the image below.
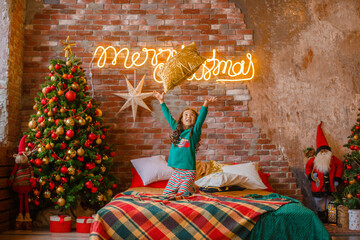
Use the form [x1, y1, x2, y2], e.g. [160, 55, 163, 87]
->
[163, 168, 196, 196]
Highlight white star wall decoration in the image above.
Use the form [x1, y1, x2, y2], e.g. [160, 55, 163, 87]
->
[113, 75, 153, 122]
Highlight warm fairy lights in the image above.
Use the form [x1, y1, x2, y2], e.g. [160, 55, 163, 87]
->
[92, 46, 255, 82]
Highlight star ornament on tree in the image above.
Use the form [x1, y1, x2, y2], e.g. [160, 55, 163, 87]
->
[61, 36, 75, 58]
[113, 75, 153, 122]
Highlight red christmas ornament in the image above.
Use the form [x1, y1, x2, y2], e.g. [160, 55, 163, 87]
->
[355, 146, 359, 150]
[84, 141, 90, 148]
[49, 73, 53, 77]
[85, 181, 93, 189]
[44, 87, 50, 94]
[96, 154, 101, 160]
[44, 109, 49, 114]
[71, 67, 76, 73]
[38, 116, 45, 123]
[60, 166, 68, 174]
[31, 178, 37, 188]
[77, 156, 84, 162]
[88, 133, 96, 141]
[60, 142, 67, 150]
[104, 146, 109, 150]
[41, 99, 47, 105]
[356, 126, 360, 130]
[38, 168, 42, 172]
[52, 96, 58, 102]
[101, 134, 105, 140]
[87, 103, 92, 109]
[61, 177, 68, 183]
[50, 85, 56, 91]
[53, 107, 58, 113]
[66, 129, 74, 138]
[344, 180, 349, 185]
[34, 158, 42, 167]
[55, 119, 60, 125]
[357, 174, 360, 181]
[346, 165, 353, 170]
[357, 193, 360, 198]
[65, 90, 77, 102]
[67, 74, 73, 79]
[49, 182, 55, 190]
[86, 162, 95, 170]
[35, 132, 41, 138]
[350, 145, 355, 150]
[110, 152, 116, 157]
[112, 183, 118, 189]
[55, 64, 61, 70]
[91, 187, 97, 193]
[51, 133, 57, 139]
[33, 199, 40, 206]
[30, 159, 35, 165]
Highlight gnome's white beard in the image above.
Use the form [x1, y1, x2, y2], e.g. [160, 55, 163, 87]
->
[314, 151, 332, 174]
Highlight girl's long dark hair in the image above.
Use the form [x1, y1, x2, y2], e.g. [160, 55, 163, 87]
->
[170, 108, 201, 152]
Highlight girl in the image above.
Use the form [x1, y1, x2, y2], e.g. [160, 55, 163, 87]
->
[153, 91, 216, 196]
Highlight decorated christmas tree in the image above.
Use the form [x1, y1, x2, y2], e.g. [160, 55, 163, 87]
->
[338, 110, 360, 209]
[25, 38, 118, 210]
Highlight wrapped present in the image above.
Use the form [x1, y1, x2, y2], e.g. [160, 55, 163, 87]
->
[327, 201, 337, 224]
[76, 216, 94, 233]
[50, 215, 71, 233]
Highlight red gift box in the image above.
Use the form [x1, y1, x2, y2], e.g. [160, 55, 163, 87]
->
[50, 215, 71, 233]
[76, 216, 94, 233]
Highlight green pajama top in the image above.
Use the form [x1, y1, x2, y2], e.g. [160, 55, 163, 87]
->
[161, 103, 208, 170]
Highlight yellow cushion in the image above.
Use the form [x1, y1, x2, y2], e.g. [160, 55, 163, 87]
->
[157, 42, 206, 93]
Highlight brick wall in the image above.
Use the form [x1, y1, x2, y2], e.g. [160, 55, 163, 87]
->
[0, 0, 26, 232]
[22, 0, 302, 201]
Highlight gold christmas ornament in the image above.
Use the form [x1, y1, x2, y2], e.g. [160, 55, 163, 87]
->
[350, 179, 357, 185]
[44, 190, 51, 198]
[77, 148, 85, 156]
[67, 149, 77, 158]
[25, 147, 29, 152]
[33, 104, 38, 110]
[95, 158, 102, 164]
[57, 197, 66, 206]
[45, 144, 52, 150]
[28, 120, 37, 129]
[347, 193, 353, 199]
[101, 166, 106, 173]
[42, 157, 50, 165]
[40, 122, 46, 128]
[39, 178, 46, 186]
[55, 175, 61, 181]
[51, 76, 56, 81]
[97, 194, 104, 201]
[42, 87, 47, 95]
[102, 155, 109, 161]
[37, 110, 41, 115]
[56, 126, 64, 135]
[47, 111, 53, 117]
[96, 109, 103, 117]
[65, 118, 75, 126]
[70, 176, 75, 181]
[38, 146, 45, 153]
[60, 107, 66, 113]
[96, 138, 102, 145]
[78, 117, 86, 126]
[65, 136, 71, 141]
[354, 134, 359, 140]
[67, 166, 75, 175]
[66, 156, 71, 161]
[80, 77, 87, 84]
[85, 116, 92, 123]
[49, 65, 54, 71]
[66, 60, 72, 66]
[56, 186, 65, 195]
[48, 117, 54, 123]
[106, 189, 113, 198]
[71, 83, 79, 91]
[113, 75, 152, 122]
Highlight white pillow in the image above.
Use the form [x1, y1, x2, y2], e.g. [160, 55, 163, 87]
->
[130, 155, 174, 185]
[221, 162, 267, 190]
[195, 172, 248, 187]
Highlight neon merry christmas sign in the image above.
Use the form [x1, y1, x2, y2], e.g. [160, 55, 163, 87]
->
[92, 46, 255, 82]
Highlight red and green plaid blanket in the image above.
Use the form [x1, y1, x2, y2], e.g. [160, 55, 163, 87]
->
[90, 191, 292, 240]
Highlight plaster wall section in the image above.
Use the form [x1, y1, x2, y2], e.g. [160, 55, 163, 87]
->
[0, 0, 10, 145]
[236, 1, 360, 171]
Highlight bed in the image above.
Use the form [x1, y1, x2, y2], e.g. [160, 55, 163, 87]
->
[90, 158, 331, 240]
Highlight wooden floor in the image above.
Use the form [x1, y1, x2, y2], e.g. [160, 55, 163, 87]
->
[0, 230, 359, 240]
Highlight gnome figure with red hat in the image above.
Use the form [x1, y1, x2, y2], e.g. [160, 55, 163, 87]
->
[305, 122, 343, 222]
[8, 135, 36, 230]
